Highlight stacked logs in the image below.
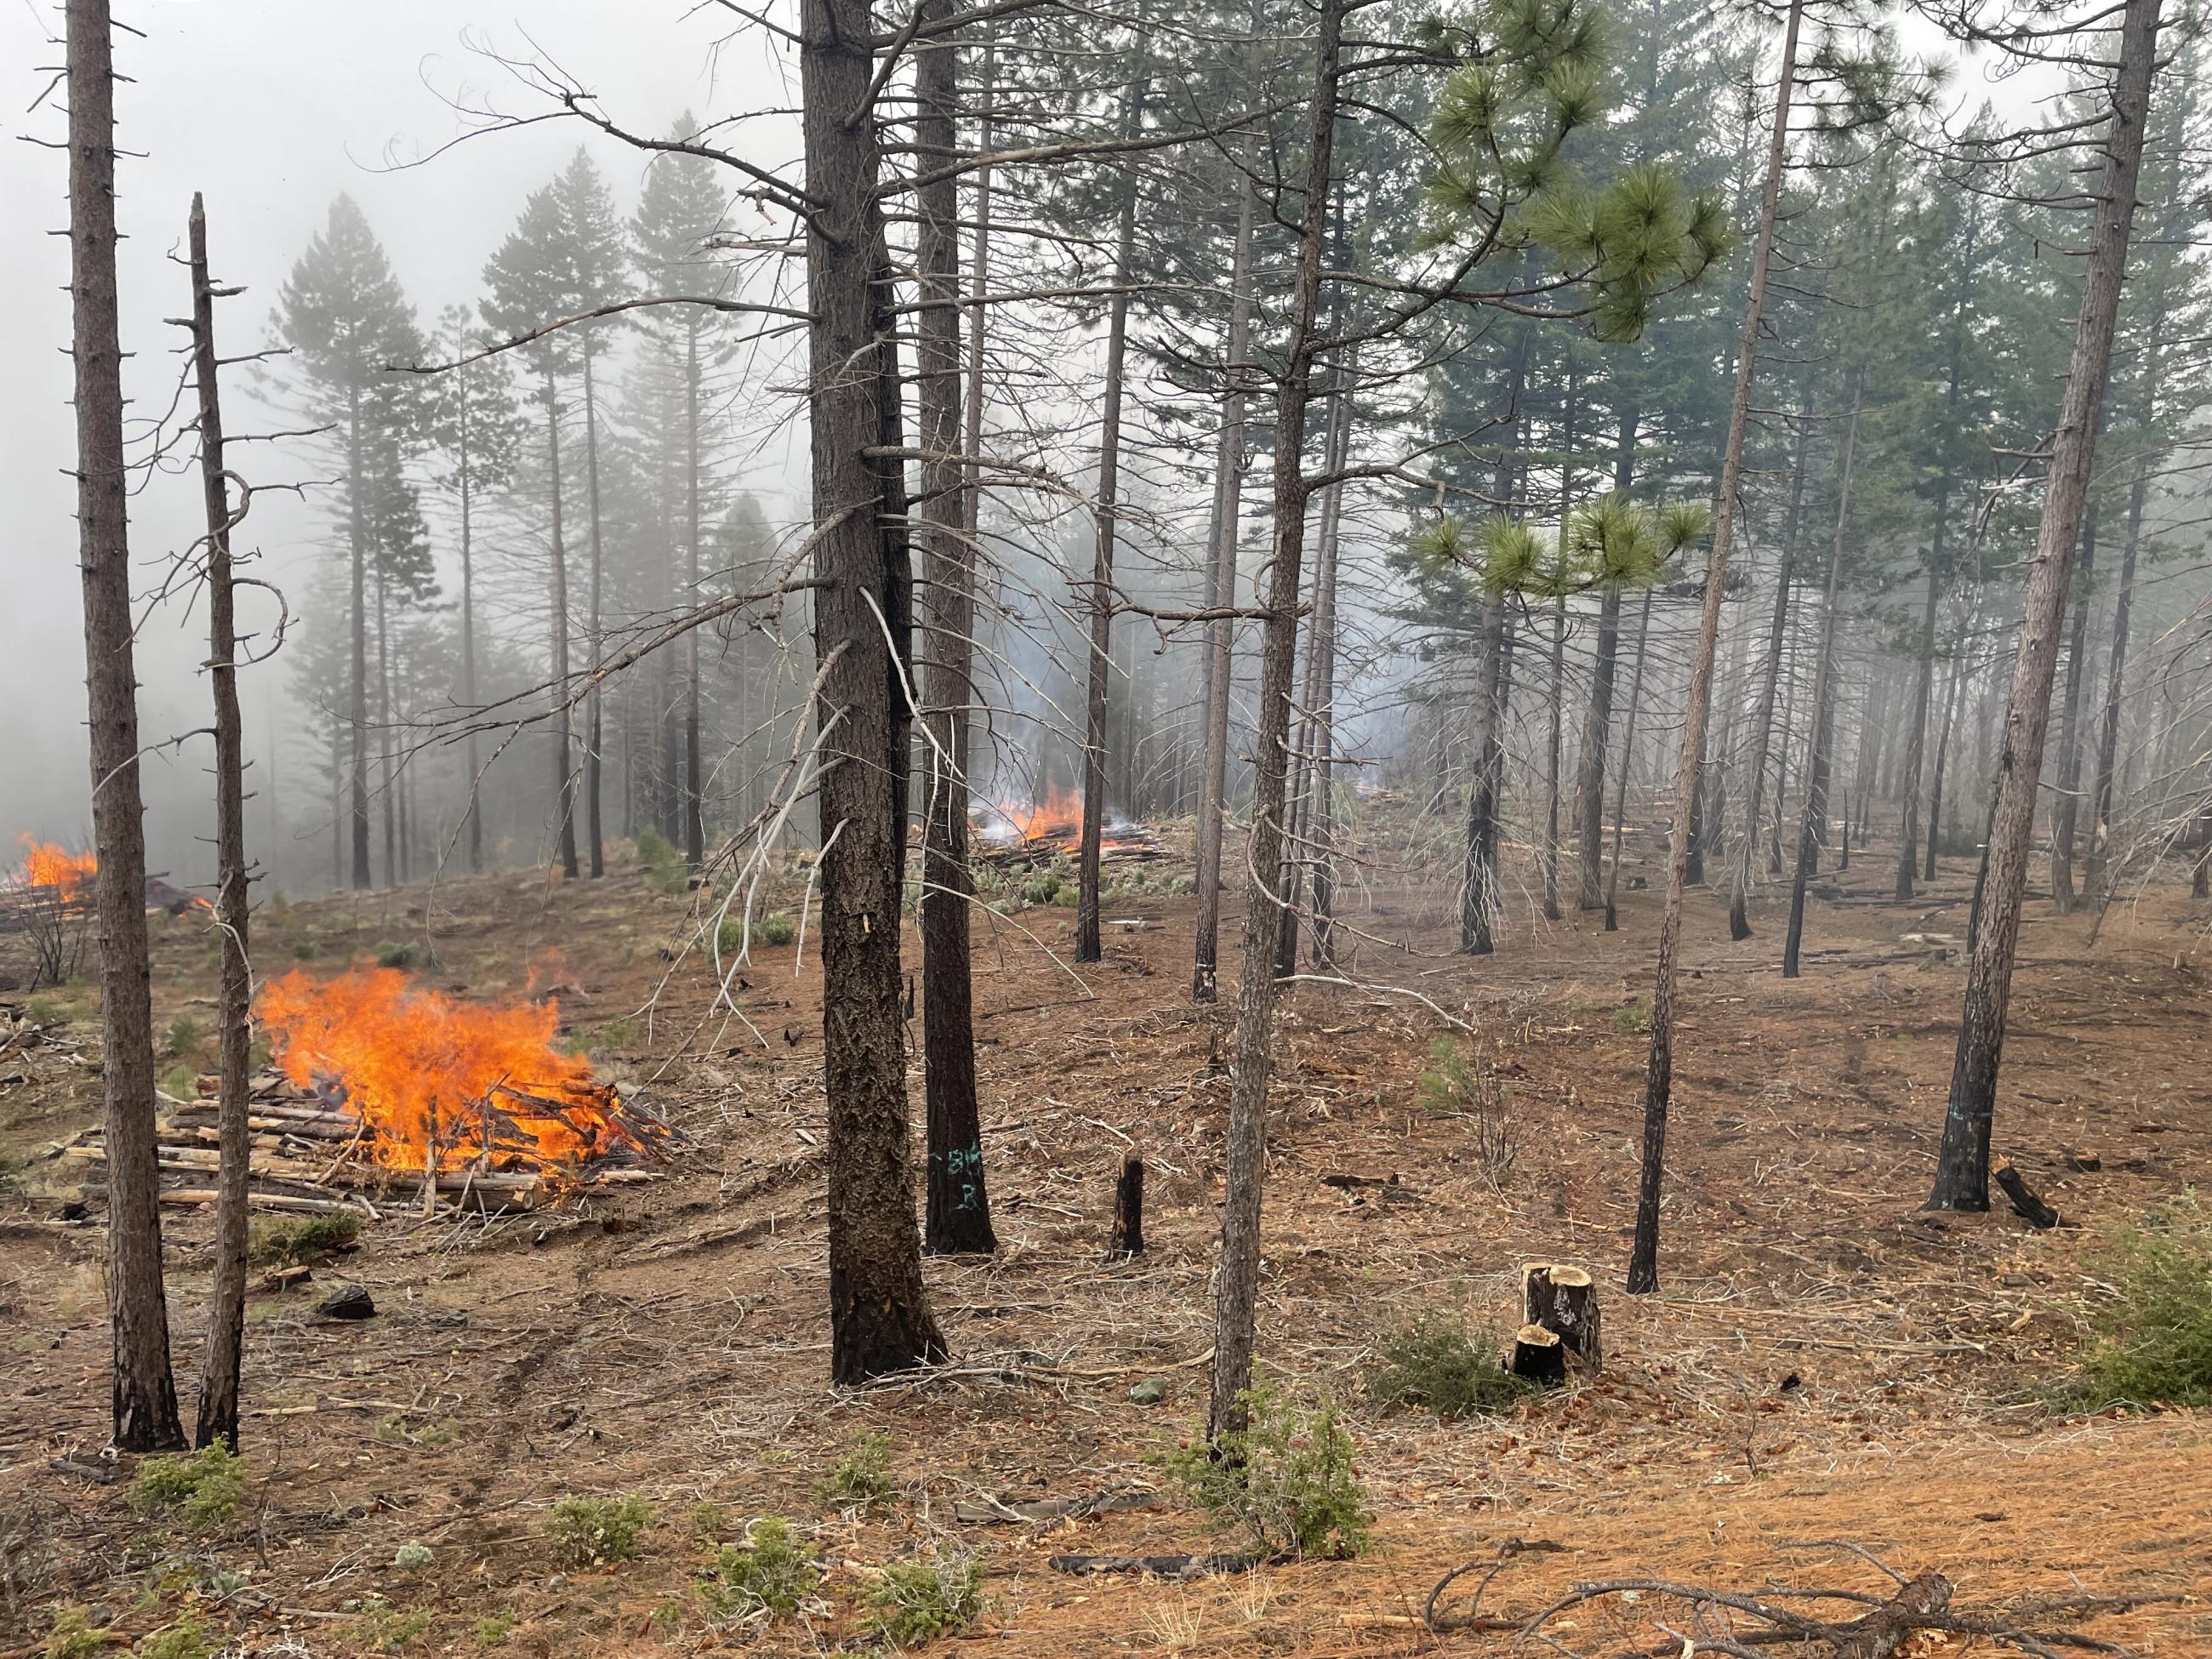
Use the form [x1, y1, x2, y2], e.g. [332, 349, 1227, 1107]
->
[53, 1069, 671, 1216]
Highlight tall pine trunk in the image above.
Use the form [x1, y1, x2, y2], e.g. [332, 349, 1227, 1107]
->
[70, 0, 184, 1451]
[185, 196, 254, 1451]
[2050, 476, 2101, 913]
[918, 9, 995, 1255]
[805, 0, 946, 1379]
[1076, 60, 1148, 966]
[347, 385, 372, 889]
[685, 327, 706, 867]
[1629, 0, 1802, 1295]
[1604, 590, 1656, 932]
[1930, 0, 2158, 1210]
[1210, 0, 1342, 1441]
[1192, 174, 1257, 1004]
[460, 374, 485, 874]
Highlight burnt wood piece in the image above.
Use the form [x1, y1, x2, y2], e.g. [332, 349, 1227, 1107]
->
[1522, 1262, 1602, 1372]
[1109, 1155, 1144, 1258]
[314, 1284, 375, 1320]
[1832, 1571, 1953, 1659]
[1994, 1160, 2060, 1229]
[1508, 1322, 1565, 1386]
[1049, 1552, 1260, 1580]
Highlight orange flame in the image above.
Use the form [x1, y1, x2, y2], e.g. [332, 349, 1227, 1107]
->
[256, 967, 640, 1172]
[972, 788, 1153, 855]
[14, 837, 97, 899]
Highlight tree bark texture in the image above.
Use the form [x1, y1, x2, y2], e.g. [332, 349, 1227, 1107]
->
[543, 373, 581, 880]
[804, 0, 947, 1378]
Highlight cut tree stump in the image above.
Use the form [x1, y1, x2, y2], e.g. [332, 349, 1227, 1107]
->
[1508, 1323, 1565, 1386]
[1522, 1262, 1602, 1372]
[1994, 1160, 2060, 1229]
[1109, 1155, 1144, 1258]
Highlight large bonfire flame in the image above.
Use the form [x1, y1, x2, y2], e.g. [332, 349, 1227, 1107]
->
[13, 838, 97, 901]
[257, 967, 653, 1173]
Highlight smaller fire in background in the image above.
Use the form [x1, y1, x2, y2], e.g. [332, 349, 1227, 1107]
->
[11, 837, 97, 901]
[968, 787, 1160, 862]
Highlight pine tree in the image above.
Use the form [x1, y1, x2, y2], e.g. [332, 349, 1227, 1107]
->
[632, 120, 734, 867]
[273, 194, 428, 889]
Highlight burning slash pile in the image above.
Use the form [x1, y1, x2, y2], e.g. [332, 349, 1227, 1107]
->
[60, 968, 680, 1215]
[968, 787, 1161, 867]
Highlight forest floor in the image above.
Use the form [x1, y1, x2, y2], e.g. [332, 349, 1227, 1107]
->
[3, 811, 2210, 1656]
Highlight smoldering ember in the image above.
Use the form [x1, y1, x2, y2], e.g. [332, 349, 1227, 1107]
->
[3, 0, 2211, 1652]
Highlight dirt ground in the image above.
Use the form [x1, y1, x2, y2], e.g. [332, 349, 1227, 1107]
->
[3, 816, 2210, 1656]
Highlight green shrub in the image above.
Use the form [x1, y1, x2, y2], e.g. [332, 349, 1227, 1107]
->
[291, 939, 320, 961]
[598, 1016, 637, 1052]
[247, 1209, 361, 1268]
[1612, 998, 1650, 1035]
[393, 1542, 433, 1571]
[687, 1501, 729, 1547]
[1412, 1040, 1515, 1184]
[705, 1518, 821, 1622]
[1018, 873, 1064, 907]
[637, 828, 689, 896]
[375, 941, 416, 971]
[544, 1493, 654, 1566]
[1159, 1377, 1371, 1560]
[2068, 1194, 2212, 1409]
[862, 1552, 985, 1648]
[44, 1605, 102, 1659]
[472, 1612, 516, 1650]
[1367, 1314, 1536, 1419]
[130, 1445, 245, 1525]
[1415, 1039, 1477, 1115]
[821, 1432, 895, 1508]
[360, 1604, 433, 1652]
[135, 1611, 208, 1659]
[26, 995, 66, 1027]
[165, 1015, 203, 1059]
[756, 913, 796, 948]
[160, 1064, 200, 1102]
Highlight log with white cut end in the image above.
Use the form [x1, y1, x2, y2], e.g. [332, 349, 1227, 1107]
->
[1508, 1322, 1565, 1385]
[1522, 1262, 1602, 1372]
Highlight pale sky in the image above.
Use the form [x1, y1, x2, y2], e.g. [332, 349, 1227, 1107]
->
[1, 0, 800, 878]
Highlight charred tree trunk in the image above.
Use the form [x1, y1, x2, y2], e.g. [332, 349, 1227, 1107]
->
[1931, 0, 2158, 1211]
[1210, 0, 1342, 1442]
[1109, 1156, 1144, 1259]
[918, 6, 995, 1257]
[69, 0, 184, 1451]
[1630, 0, 1802, 1296]
[1076, 63, 1149, 966]
[346, 383, 372, 891]
[804, 0, 946, 1379]
[185, 197, 254, 1451]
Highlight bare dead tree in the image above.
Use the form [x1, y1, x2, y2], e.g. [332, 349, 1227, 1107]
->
[182, 194, 255, 1451]
[66, 0, 185, 1451]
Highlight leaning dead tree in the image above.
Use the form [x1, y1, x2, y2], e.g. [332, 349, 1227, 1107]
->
[66, 0, 185, 1452]
[181, 194, 259, 1451]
